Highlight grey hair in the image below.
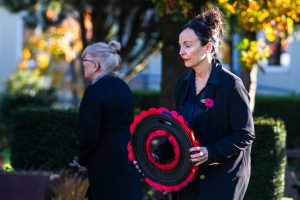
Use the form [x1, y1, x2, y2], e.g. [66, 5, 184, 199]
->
[82, 40, 121, 73]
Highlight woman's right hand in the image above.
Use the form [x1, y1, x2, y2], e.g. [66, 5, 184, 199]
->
[189, 146, 208, 166]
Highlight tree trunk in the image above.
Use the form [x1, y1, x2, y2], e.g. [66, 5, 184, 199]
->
[160, 16, 186, 109]
[239, 31, 257, 112]
[240, 66, 258, 112]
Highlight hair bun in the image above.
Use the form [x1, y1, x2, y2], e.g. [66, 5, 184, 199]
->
[108, 40, 121, 53]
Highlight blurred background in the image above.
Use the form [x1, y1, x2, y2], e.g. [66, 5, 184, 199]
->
[0, 0, 300, 199]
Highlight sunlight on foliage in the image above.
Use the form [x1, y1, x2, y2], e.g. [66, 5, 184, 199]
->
[5, 71, 51, 97]
[19, 16, 82, 75]
[52, 175, 89, 200]
[17, 16, 83, 104]
[3, 162, 14, 172]
[219, 0, 300, 42]
[153, 0, 192, 18]
[236, 38, 271, 69]
[84, 8, 93, 42]
[0, 149, 14, 172]
[45, 1, 62, 21]
[219, 0, 300, 70]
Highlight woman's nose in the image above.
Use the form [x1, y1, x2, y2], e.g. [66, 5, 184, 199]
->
[179, 47, 185, 56]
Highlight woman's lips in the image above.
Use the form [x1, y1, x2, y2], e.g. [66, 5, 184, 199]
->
[183, 58, 189, 62]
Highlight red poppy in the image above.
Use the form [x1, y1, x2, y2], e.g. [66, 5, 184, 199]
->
[205, 98, 214, 108]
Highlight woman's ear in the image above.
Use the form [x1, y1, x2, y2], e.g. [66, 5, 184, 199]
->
[93, 62, 101, 71]
[205, 42, 213, 54]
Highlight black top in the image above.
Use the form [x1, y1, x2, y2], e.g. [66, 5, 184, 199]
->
[175, 59, 254, 163]
[184, 62, 219, 131]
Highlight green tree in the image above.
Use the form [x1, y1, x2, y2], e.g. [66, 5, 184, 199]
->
[156, 0, 300, 110]
[2, 0, 161, 77]
[2, 0, 161, 106]
[218, 0, 300, 110]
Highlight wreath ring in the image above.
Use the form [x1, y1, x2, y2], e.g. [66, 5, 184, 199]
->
[128, 107, 199, 192]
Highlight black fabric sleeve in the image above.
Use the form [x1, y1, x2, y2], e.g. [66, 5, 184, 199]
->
[208, 78, 255, 162]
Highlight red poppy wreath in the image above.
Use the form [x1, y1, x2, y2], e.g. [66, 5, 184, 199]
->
[127, 107, 199, 192]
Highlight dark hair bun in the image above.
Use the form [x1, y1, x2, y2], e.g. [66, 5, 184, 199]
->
[182, 8, 224, 58]
[199, 8, 223, 40]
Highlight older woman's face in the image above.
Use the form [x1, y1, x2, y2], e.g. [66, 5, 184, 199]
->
[82, 54, 96, 81]
[179, 28, 207, 69]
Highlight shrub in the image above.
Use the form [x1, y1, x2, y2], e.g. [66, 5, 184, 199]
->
[245, 118, 286, 200]
[132, 90, 160, 112]
[0, 124, 9, 152]
[254, 95, 300, 148]
[0, 71, 55, 121]
[10, 108, 78, 171]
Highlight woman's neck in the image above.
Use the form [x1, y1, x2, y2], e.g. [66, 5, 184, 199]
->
[194, 59, 212, 80]
[91, 71, 102, 82]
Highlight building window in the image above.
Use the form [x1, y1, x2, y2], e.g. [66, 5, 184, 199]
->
[267, 36, 289, 67]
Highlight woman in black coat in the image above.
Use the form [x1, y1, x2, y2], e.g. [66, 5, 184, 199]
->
[78, 41, 142, 200]
[153, 8, 255, 200]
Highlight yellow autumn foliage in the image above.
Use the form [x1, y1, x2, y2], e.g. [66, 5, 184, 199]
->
[22, 48, 31, 59]
[18, 16, 82, 77]
[219, 0, 300, 41]
[237, 38, 271, 69]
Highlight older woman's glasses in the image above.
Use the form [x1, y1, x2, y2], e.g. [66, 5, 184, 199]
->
[81, 58, 95, 63]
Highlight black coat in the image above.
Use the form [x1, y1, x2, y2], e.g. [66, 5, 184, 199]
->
[78, 74, 142, 200]
[157, 60, 255, 200]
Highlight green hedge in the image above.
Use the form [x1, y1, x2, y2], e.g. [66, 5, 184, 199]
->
[10, 108, 78, 171]
[132, 90, 160, 113]
[0, 72, 55, 154]
[0, 123, 9, 152]
[9, 107, 286, 199]
[254, 95, 300, 148]
[0, 71, 55, 121]
[245, 118, 286, 200]
[1, 92, 55, 120]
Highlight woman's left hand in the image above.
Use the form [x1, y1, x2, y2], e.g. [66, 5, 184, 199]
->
[69, 156, 88, 173]
[189, 146, 208, 166]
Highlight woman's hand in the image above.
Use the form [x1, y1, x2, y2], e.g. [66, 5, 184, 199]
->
[69, 156, 88, 173]
[189, 146, 208, 166]
[133, 160, 145, 176]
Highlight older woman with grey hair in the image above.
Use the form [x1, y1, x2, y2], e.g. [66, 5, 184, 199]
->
[81, 41, 121, 81]
[78, 40, 142, 200]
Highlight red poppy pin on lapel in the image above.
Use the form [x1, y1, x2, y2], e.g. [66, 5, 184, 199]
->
[200, 98, 214, 112]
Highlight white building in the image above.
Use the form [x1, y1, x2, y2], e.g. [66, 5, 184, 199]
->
[0, 6, 23, 91]
[128, 53, 161, 90]
[257, 30, 300, 95]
